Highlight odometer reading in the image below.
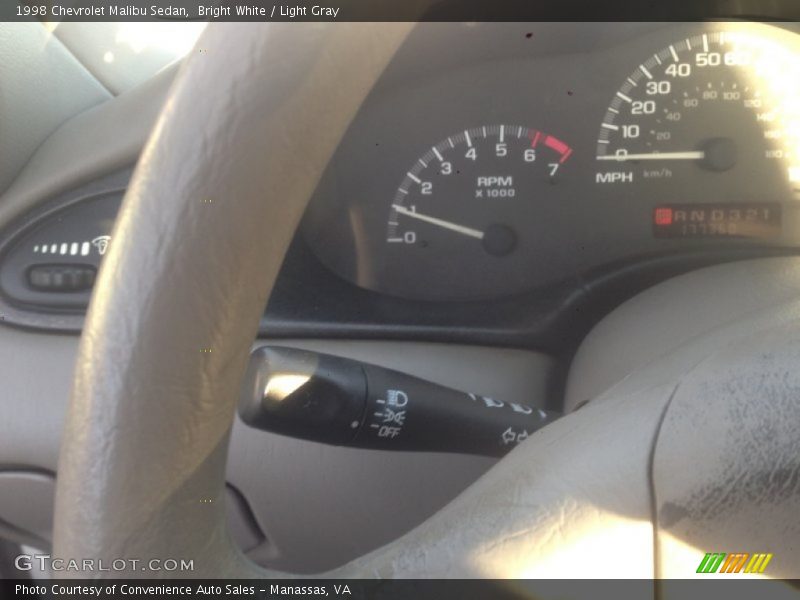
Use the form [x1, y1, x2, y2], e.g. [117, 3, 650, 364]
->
[653, 203, 781, 238]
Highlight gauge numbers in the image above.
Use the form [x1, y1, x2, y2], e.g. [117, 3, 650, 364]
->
[596, 30, 800, 187]
[376, 124, 574, 300]
[389, 125, 572, 256]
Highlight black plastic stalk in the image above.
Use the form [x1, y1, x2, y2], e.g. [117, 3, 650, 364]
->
[239, 346, 560, 457]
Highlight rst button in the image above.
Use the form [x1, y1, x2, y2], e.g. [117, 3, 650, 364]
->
[27, 264, 96, 292]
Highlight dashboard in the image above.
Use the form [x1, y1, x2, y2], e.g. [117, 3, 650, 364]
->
[2, 22, 800, 363]
[1, 20, 800, 573]
[305, 22, 800, 300]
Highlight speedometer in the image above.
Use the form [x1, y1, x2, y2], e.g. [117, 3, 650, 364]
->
[595, 26, 800, 225]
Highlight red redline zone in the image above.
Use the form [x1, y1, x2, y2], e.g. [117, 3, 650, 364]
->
[528, 130, 574, 163]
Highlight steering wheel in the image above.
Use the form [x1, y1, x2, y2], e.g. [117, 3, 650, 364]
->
[53, 23, 800, 579]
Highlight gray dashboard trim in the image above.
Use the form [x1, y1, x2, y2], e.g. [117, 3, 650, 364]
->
[0, 23, 111, 197]
[0, 170, 129, 332]
[51, 23, 192, 96]
[0, 328, 554, 571]
[0, 63, 176, 233]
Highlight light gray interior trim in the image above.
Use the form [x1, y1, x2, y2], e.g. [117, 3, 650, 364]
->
[54, 22, 417, 578]
[0, 471, 55, 549]
[342, 258, 800, 578]
[0, 320, 550, 571]
[229, 340, 554, 572]
[0, 63, 175, 231]
[0, 169, 129, 332]
[52, 23, 201, 96]
[6, 254, 798, 576]
[653, 322, 800, 578]
[565, 258, 800, 410]
[0, 328, 77, 473]
[47, 20, 800, 580]
[0, 23, 111, 196]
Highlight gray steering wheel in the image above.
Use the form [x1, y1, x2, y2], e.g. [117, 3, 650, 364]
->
[53, 23, 800, 579]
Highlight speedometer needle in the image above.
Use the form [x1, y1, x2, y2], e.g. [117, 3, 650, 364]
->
[596, 151, 706, 161]
[392, 205, 485, 239]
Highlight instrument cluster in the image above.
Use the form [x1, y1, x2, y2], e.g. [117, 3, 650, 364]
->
[302, 22, 800, 301]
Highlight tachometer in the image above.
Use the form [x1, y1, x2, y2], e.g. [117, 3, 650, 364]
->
[382, 124, 573, 299]
[595, 27, 800, 222]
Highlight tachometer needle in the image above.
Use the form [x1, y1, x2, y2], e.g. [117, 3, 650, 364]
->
[596, 151, 706, 161]
[392, 204, 485, 239]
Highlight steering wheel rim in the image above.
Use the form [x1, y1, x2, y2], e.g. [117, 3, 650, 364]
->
[53, 22, 800, 579]
[53, 22, 415, 577]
